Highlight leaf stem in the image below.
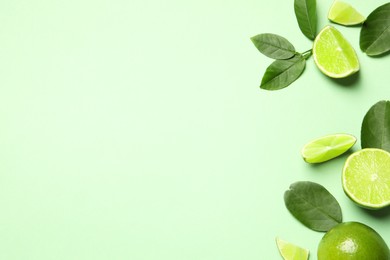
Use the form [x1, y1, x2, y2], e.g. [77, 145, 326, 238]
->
[302, 49, 312, 60]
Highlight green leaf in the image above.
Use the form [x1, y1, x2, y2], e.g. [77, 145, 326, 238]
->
[260, 54, 305, 90]
[360, 3, 390, 56]
[361, 100, 390, 152]
[251, 33, 296, 59]
[294, 0, 317, 40]
[284, 181, 342, 232]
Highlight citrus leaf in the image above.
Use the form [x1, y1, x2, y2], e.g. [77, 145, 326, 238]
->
[251, 33, 296, 59]
[260, 54, 305, 90]
[361, 100, 390, 152]
[294, 0, 317, 40]
[360, 3, 390, 56]
[284, 181, 342, 232]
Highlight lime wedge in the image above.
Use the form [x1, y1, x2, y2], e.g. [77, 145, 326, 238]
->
[276, 237, 309, 260]
[301, 134, 356, 163]
[313, 26, 359, 78]
[342, 148, 390, 209]
[328, 0, 366, 26]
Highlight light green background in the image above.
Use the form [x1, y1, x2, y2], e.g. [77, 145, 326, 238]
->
[1, 0, 390, 259]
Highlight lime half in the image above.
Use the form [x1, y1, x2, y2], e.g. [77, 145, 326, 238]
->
[342, 148, 390, 209]
[313, 26, 359, 78]
[276, 237, 309, 260]
[301, 134, 356, 163]
[328, 0, 365, 26]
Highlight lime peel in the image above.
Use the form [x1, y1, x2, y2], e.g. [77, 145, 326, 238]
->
[318, 222, 390, 259]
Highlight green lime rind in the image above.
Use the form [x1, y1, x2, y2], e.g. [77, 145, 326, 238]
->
[318, 222, 390, 259]
[301, 133, 356, 163]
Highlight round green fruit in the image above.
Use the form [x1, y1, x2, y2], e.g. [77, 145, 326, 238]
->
[318, 222, 390, 259]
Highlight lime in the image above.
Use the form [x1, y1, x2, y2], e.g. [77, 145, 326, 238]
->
[342, 148, 390, 209]
[313, 25, 359, 78]
[318, 222, 390, 260]
[301, 134, 356, 163]
[328, 0, 366, 26]
[276, 237, 309, 260]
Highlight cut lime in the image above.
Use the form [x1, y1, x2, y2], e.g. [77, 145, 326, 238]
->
[276, 237, 309, 260]
[301, 133, 356, 163]
[342, 148, 390, 209]
[313, 26, 359, 78]
[328, 0, 366, 26]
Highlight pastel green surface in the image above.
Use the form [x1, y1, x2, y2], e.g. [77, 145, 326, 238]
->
[0, 0, 389, 259]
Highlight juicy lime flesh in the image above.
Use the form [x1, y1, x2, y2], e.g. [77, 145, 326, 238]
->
[313, 26, 359, 78]
[342, 148, 390, 209]
[318, 222, 390, 260]
[328, 0, 365, 25]
[302, 134, 356, 163]
[276, 237, 309, 260]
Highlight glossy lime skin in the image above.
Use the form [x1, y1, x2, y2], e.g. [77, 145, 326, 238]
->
[318, 222, 390, 260]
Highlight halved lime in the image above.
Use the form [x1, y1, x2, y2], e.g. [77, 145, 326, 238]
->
[328, 0, 366, 26]
[276, 237, 309, 260]
[342, 148, 390, 209]
[301, 134, 356, 163]
[313, 26, 360, 78]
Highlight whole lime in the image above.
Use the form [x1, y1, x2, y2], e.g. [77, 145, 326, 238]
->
[318, 222, 390, 259]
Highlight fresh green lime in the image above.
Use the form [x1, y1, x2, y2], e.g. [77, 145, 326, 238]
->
[328, 0, 366, 26]
[318, 222, 390, 260]
[276, 237, 309, 260]
[301, 134, 356, 163]
[313, 25, 359, 78]
[342, 148, 390, 209]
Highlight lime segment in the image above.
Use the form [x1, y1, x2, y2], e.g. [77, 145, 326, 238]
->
[276, 237, 309, 260]
[301, 134, 356, 163]
[342, 148, 390, 209]
[313, 26, 359, 78]
[328, 0, 365, 26]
